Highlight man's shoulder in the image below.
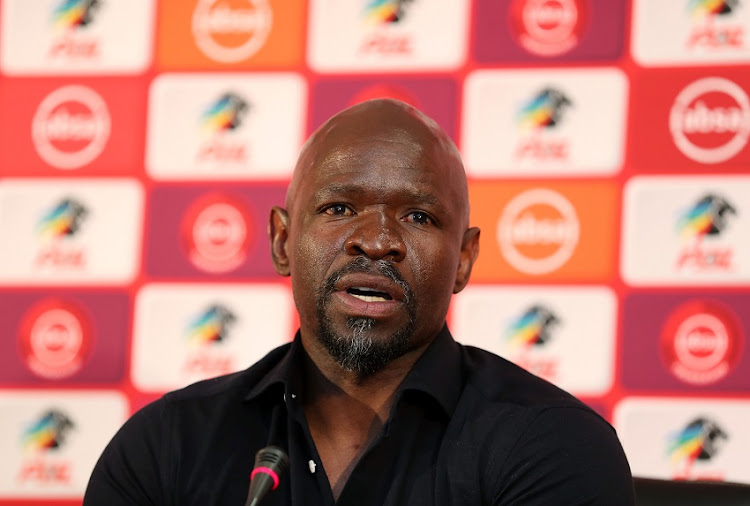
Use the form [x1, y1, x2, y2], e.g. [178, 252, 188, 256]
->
[161, 342, 291, 406]
[457, 343, 593, 414]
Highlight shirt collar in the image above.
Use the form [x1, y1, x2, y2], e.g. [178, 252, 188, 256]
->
[243, 325, 463, 417]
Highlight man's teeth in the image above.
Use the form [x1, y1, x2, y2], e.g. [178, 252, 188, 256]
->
[351, 293, 389, 302]
[347, 287, 391, 302]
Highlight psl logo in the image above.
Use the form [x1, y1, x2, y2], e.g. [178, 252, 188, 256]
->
[505, 305, 560, 380]
[35, 198, 88, 269]
[17, 409, 75, 484]
[686, 0, 744, 49]
[49, 0, 102, 59]
[197, 92, 251, 163]
[668, 417, 728, 479]
[183, 304, 237, 377]
[359, 0, 415, 54]
[515, 88, 572, 160]
[186, 304, 236, 347]
[675, 194, 736, 271]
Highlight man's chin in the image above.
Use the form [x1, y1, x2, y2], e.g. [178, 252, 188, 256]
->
[316, 316, 413, 376]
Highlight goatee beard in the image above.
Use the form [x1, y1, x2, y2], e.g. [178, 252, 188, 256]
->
[315, 257, 416, 377]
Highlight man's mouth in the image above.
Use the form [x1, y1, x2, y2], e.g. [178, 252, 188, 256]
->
[347, 287, 393, 303]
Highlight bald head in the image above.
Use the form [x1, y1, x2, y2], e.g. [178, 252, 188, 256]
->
[287, 99, 470, 227]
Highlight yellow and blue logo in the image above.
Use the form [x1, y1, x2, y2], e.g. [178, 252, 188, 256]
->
[363, 0, 413, 25]
[517, 88, 572, 133]
[200, 92, 249, 137]
[677, 194, 736, 241]
[22, 410, 74, 453]
[505, 305, 559, 350]
[37, 199, 87, 241]
[186, 304, 236, 347]
[52, 0, 101, 31]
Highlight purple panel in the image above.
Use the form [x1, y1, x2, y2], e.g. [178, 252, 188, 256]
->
[145, 184, 286, 279]
[473, 0, 626, 63]
[0, 290, 130, 383]
[309, 77, 458, 142]
[622, 293, 750, 392]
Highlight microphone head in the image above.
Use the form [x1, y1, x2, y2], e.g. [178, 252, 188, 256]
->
[245, 446, 289, 506]
[254, 446, 289, 482]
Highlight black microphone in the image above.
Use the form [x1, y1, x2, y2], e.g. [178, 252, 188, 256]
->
[244, 446, 289, 506]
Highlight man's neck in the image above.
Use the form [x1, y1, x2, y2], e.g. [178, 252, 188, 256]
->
[298, 335, 431, 500]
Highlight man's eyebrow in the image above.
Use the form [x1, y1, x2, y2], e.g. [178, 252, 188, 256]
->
[313, 183, 440, 207]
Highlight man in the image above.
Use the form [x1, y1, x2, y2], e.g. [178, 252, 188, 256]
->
[84, 99, 634, 505]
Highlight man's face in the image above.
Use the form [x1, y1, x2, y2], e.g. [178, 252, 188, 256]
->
[271, 102, 477, 375]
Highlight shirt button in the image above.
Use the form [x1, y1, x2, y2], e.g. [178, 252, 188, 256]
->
[308, 460, 316, 474]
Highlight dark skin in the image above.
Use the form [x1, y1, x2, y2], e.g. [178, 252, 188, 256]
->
[269, 99, 480, 500]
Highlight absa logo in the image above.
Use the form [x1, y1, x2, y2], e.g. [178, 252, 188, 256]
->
[669, 77, 750, 164]
[497, 189, 580, 275]
[48, 0, 101, 59]
[196, 91, 251, 163]
[31, 85, 111, 170]
[667, 416, 728, 480]
[686, 0, 744, 50]
[18, 299, 92, 380]
[510, 0, 585, 56]
[661, 300, 741, 386]
[181, 194, 253, 273]
[17, 409, 75, 485]
[675, 193, 737, 271]
[514, 87, 572, 161]
[359, 0, 415, 55]
[191, 0, 273, 63]
[34, 197, 88, 270]
[505, 304, 560, 380]
[183, 303, 237, 377]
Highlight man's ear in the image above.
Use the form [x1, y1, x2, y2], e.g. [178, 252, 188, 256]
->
[268, 206, 291, 277]
[453, 227, 480, 294]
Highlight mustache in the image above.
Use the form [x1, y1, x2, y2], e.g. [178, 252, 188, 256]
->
[319, 256, 413, 303]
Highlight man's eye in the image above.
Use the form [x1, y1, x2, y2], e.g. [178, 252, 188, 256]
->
[324, 204, 352, 216]
[406, 211, 432, 225]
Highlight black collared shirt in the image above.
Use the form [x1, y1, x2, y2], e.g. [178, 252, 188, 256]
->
[84, 326, 634, 505]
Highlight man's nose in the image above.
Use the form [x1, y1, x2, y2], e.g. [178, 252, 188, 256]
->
[344, 211, 406, 262]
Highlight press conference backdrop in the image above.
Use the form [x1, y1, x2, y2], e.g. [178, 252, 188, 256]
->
[0, 0, 749, 502]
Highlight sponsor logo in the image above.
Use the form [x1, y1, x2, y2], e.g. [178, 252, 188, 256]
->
[181, 195, 252, 273]
[31, 85, 111, 170]
[505, 304, 559, 380]
[363, 0, 413, 24]
[669, 77, 750, 164]
[18, 299, 91, 380]
[675, 193, 737, 271]
[661, 300, 741, 385]
[515, 87, 572, 160]
[183, 304, 237, 376]
[668, 416, 728, 480]
[686, 0, 744, 50]
[17, 409, 74, 484]
[34, 198, 88, 269]
[510, 0, 584, 56]
[197, 92, 250, 163]
[359, 0, 414, 54]
[497, 189, 580, 275]
[191, 0, 273, 63]
[48, 0, 101, 59]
